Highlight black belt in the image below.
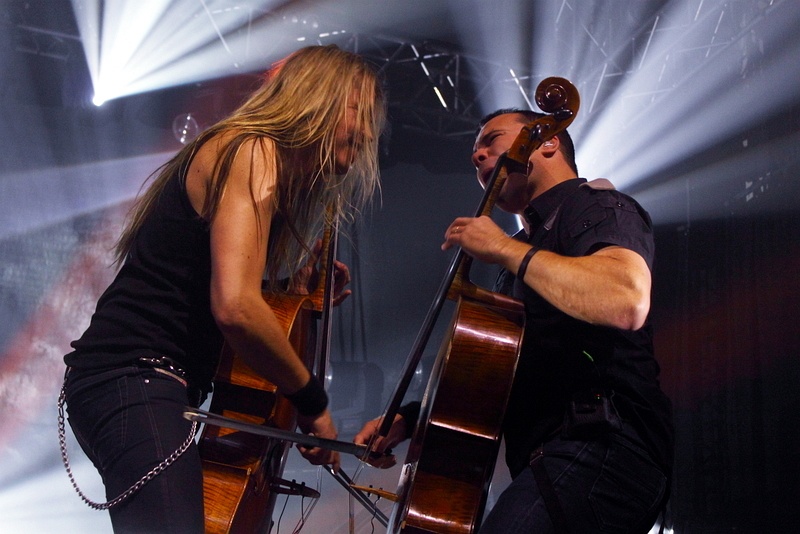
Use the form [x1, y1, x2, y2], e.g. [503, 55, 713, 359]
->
[137, 356, 187, 379]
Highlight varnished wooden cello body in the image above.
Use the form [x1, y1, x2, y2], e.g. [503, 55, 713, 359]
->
[393, 284, 524, 533]
[383, 77, 581, 533]
[197, 224, 338, 533]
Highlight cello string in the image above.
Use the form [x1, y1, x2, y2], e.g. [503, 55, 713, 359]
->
[326, 205, 388, 509]
[291, 494, 308, 534]
[275, 493, 290, 534]
[290, 466, 323, 532]
[348, 483, 356, 534]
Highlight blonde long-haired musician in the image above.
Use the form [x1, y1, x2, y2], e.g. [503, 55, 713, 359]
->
[62, 45, 385, 533]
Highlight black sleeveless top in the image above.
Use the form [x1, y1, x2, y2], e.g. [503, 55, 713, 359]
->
[65, 167, 223, 394]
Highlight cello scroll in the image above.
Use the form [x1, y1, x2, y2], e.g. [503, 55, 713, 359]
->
[506, 76, 580, 168]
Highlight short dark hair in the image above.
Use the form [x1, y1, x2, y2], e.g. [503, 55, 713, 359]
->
[477, 108, 578, 175]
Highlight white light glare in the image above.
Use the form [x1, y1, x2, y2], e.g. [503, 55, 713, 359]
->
[434, 86, 448, 109]
[509, 68, 534, 110]
[72, 0, 314, 104]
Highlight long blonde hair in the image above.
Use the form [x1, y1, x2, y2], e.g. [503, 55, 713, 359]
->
[115, 45, 386, 286]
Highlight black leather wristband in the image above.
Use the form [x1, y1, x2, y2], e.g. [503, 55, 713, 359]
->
[285, 376, 329, 416]
[516, 245, 540, 280]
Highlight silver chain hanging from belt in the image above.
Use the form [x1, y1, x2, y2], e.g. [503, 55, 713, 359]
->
[57, 381, 198, 510]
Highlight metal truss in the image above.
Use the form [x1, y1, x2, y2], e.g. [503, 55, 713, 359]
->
[5, 0, 81, 62]
[6, 0, 787, 141]
[307, 0, 786, 141]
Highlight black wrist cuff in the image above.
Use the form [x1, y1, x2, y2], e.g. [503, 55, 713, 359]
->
[285, 376, 328, 416]
[516, 245, 540, 280]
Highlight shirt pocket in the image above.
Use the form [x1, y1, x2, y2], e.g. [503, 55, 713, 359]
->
[568, 204, 609, 239]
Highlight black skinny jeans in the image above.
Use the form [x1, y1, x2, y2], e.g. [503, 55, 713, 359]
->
[65, 364, 204, 533]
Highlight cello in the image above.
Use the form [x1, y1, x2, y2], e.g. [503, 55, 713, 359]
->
[197, 217, 340, 533]
[378, 77, 580, 533]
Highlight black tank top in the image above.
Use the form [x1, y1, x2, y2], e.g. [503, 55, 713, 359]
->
[65, 167, 223, 393]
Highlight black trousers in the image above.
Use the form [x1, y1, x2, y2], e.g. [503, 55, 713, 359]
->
[65, 364, 204, 533]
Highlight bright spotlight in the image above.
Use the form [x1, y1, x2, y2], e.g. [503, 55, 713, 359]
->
[92, 94, 105, 107]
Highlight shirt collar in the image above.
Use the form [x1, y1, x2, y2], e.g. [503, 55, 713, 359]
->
[523, 178, 586, 230]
